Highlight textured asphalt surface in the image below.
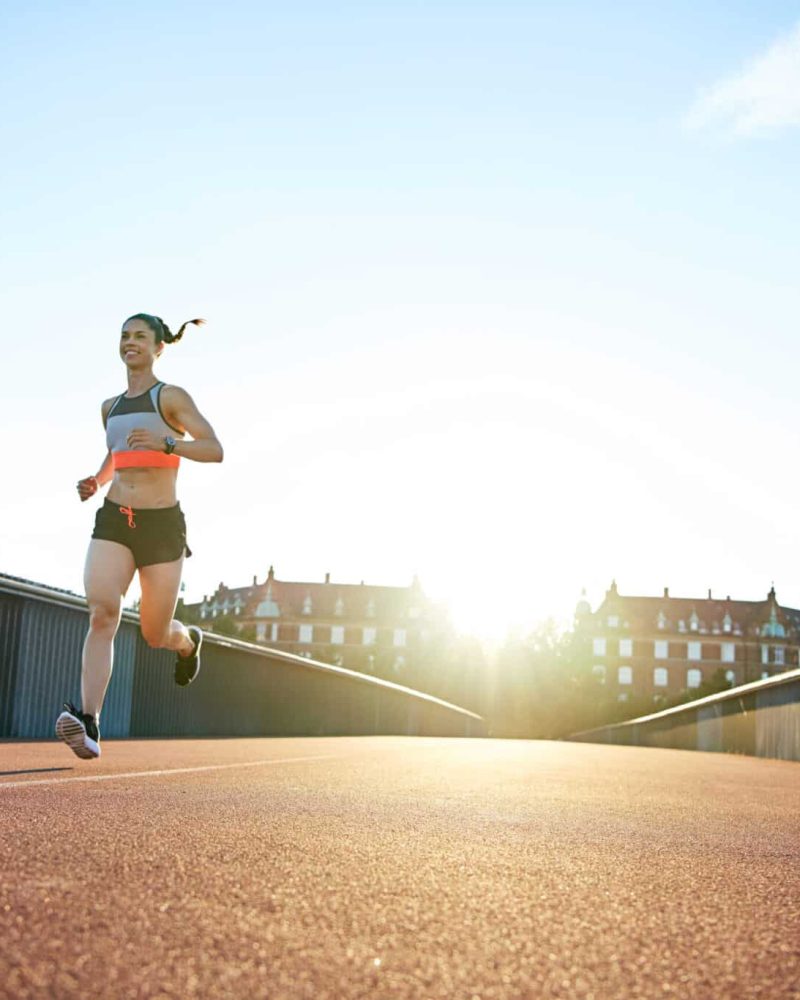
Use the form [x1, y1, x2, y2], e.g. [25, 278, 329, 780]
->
[1, 736, 798, 1000]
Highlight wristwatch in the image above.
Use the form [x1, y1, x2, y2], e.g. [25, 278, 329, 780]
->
[164, 436, 176, 455]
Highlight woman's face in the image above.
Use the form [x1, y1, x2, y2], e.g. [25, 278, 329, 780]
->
[120, 318, 161, 368]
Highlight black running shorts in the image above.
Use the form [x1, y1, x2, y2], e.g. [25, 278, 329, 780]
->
[92, 499, 192, 568]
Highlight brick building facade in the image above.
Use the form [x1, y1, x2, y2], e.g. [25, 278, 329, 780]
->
[577, 581, 800, 703]
[184, 567, 446, 677]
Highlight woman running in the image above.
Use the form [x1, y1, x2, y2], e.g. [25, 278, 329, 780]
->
[56, 313, 224, 759]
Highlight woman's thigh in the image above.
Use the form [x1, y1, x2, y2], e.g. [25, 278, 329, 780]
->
[138, 557, 185, 642]
[84, 539, 136, 615]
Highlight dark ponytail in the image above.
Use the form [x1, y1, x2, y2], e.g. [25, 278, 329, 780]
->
[124, 313, 206, 345]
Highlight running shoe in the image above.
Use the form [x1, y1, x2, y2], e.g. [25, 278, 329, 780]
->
[55, 703, 101, 760]
[175, 626, 203, 686]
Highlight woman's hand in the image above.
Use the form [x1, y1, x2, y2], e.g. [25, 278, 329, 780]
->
[125, 428, 165, 451]
[77, 476, 99, 502]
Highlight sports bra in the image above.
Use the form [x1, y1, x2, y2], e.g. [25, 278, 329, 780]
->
[105, 382, 184, 471]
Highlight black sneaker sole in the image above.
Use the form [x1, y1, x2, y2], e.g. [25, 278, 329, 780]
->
[55, 711, 101, 759]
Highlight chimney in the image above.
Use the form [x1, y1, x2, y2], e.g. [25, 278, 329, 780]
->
[708, 588, 712, 600]
[253, 575, 257, 586]
[663, 587, 669, 599]
[325, 572, 330, 584]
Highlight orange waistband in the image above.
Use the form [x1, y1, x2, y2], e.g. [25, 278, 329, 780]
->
[112, 450, 180, 470]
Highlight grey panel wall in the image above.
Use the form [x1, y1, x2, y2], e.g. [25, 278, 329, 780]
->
[127, 637, 479, 739]
[569, 678, 798, 761]
[0, 578, 484, 740]
[756, 683, 800, 761]
[3, 601, 136, 739]
[0, 594, 23, 736]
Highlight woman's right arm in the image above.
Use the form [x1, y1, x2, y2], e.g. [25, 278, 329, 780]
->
[77, 452, 113, 501]
[76, 398, 116, 502]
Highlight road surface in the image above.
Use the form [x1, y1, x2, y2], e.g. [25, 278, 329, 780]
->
[1, 736, 798, 999]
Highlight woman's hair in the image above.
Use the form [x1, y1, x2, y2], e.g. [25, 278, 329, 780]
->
[124, 313, 206, 345]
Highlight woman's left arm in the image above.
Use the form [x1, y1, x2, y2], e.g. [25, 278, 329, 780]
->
[162, 386, 224, 463]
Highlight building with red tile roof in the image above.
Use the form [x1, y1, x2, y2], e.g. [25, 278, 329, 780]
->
[576, 581, 800, 703]
[185, 567, 448, 678]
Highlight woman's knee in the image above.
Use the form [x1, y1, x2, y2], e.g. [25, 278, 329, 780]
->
[88, 600, 121, 635]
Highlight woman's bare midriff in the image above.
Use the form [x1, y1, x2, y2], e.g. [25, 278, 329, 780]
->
[106, 467, 180, 509]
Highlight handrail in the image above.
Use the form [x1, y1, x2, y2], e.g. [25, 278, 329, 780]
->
[0, 572, 483, 723]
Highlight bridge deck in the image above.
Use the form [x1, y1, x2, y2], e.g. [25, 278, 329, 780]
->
[2, 737, 798, 999]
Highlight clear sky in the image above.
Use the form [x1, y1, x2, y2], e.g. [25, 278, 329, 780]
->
[3, 1, 800, 640]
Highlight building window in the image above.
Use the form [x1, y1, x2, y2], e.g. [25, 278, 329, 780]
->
[775, 646, 785, 665]
[366, 599, 376, 618]
[331, 626, 345, 645]
[393, 655, 406, 673]
[393, 629, 407, 647]
[687, 669, 702, 688]
[235, 606, 241, 615]
[654, 667, 668, 687]
[607, 615, 619, 628]
[271, 623, 279, 642]
[256, 623, 266, 641]
[302, 596, 313, 615]
[655, 640, 669, 659]
[619, 638, 632, 657]
[299, 624, 313, 643]
[593, 638, 606, 656]
[592, 665, 606, 683]
[723, 614, 732, 633]
[618, 692, 629, 702]
[677, 620, 686, 633]
[657, 612, 667, 630]
[687, 641, 701, 661]
[362, 627, 377, 645]
[725, 669, 736, 685]
[200, 608, 207, 619]
[618, 666, 633, 685]
[761, 645, 769, 665]
[689, 611, 699, 632]
[722, 643, 735, 663]
[335, 597, 345, 616]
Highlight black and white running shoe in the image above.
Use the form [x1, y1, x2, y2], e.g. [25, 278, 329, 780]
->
[55, 703, 101, 760]
[175, 626, 203, 687]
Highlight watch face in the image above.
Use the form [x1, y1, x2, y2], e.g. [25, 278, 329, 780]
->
[165, 436, 176, 453]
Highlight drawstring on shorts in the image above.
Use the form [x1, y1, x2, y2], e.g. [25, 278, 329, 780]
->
[120, 505, 136, 529]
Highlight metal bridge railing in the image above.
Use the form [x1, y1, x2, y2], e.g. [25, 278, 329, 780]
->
[0, 573, 485, 740]
[568, 668, 800, 761]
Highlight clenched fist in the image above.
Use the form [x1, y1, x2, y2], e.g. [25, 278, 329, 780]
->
[77, 476, 99, 502]
[125, 428, 164, 451]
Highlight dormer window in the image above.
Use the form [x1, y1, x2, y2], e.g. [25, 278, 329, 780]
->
[689, 611, 699, 632]
[607, 615, 619, 628]
[302, 595, 313, 616]
[761, 607, 785, 638]
[723, 614, 732, 633]
[678, 620, 686, 633]
[657, 612, 667, 630]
